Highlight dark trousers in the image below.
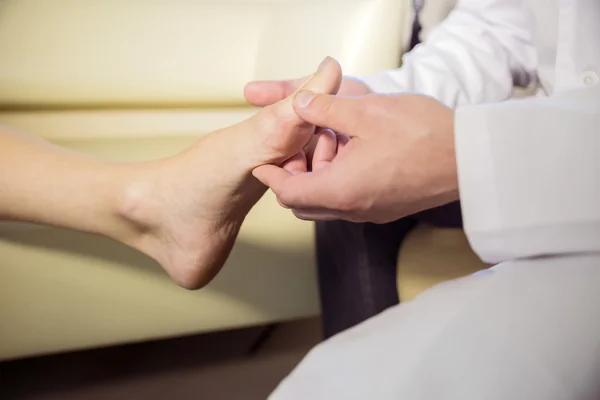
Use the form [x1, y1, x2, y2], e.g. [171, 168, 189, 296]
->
[315, 201, 463, 338]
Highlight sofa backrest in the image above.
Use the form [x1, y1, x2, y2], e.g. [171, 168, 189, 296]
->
[0, 0, 408, 108]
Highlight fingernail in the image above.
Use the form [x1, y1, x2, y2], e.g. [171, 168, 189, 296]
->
[317, 56, 332, 72]
[294, 90, 316, 109]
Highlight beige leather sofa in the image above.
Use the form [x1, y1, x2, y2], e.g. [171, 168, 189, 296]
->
[0, 0, 485, 361]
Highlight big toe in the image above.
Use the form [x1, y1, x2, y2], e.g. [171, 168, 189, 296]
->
[297, 56, 343, 96]
[250, 57, 343, 164]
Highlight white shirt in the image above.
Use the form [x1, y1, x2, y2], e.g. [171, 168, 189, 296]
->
[269, 3, 600, 398]
[362, 0, 600, 264]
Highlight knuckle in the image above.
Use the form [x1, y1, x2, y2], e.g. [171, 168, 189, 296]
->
[277, 194, 293, 209]
[333, 193, 359, 214]
[277, 189, 300, 209]
[353, 201, 372, 219]
[339, 194, 374, 221]
[276, 196, 291, 209]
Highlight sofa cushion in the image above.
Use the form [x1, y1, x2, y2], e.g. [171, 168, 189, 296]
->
[397, 225, 487, 302]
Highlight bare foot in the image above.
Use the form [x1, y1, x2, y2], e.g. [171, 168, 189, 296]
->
[118, 57, 342, 289]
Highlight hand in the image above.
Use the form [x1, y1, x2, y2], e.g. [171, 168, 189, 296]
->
[244, 67, 369, 178]
[252, 92, 460, 223]
[244, 75, 372, 107]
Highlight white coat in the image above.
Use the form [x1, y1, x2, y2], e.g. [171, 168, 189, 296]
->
[269, 0, 600, 398]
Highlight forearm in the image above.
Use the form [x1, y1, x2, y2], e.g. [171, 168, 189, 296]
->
[362, 0, 537, 107]
[0, 127, 141, 242]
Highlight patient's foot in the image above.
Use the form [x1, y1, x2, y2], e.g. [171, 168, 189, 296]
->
[119, 57, 342, 289]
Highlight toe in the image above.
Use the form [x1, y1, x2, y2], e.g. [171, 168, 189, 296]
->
[298, 56, 343, 96]
[250, 57, 343, 164]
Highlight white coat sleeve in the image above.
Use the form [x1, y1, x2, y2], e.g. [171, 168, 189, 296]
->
[361, 0, 537, 107]
[455, 85, 600, 264]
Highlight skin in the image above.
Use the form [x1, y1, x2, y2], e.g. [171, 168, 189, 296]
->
[245, 75, 373, 106]
[249, 90, 459, 224]
[0, 57, 342, 290]
[245, 72, 373, 183]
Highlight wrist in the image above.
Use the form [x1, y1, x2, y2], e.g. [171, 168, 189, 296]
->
[425, 110, 459, 207]
[441, 112, 459, 201]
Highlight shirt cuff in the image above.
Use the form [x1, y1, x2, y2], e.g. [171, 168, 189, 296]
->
[454, 104, 502, 261]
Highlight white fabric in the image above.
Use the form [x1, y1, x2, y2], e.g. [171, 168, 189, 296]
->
[456, 84, 600, 263]
[269, 0, 600, 398]
[362, 0, 600, 263]
[456, 0, 600, 263]
[270, 255, 600, 399]
[362, 0, 539, 107]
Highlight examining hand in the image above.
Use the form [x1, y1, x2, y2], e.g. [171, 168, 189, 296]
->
[244, 66, 370, 179]
[253, 92, 460, 223]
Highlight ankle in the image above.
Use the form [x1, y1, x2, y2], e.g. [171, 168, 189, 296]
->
[117, 175, 159, 234]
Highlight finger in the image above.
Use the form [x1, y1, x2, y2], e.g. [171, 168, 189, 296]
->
[248, 57, 343, 164]
[337, 133, 350, 149]
[292, 92, 367, 136]
[243, 77, 307, 107]
[252, 164, 291, 189]
[254, 166, 311, 210]
[291, 208, 341, 221]
[311, 129, 337, 171]
[302, 133, 320, 168]
[336, 133, 351, 156]
[282, 151, 307, 175]
[253, 165, 294, 210]
[302, 128, 333, 169]
[277, 197, 291, 209]
[252, 165, 342, 210]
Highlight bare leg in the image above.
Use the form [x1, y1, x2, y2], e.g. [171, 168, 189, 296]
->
[0, 57, 342, 289]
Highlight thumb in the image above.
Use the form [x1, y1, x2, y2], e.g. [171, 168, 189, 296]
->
[248, 57, 343, 164]
[292, 92, 366, 137]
